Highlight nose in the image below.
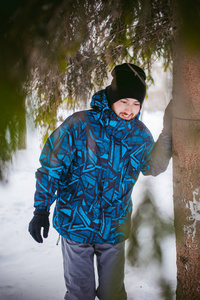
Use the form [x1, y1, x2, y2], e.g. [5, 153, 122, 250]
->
[124, 105, 132, 114]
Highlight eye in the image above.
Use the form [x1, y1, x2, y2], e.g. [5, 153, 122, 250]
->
[120, 100, 127, 104]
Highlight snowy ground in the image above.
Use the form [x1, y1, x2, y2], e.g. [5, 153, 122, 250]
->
[0, 109, 176, 300]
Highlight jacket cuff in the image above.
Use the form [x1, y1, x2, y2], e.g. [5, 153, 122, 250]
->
[34, 208, 50, 216]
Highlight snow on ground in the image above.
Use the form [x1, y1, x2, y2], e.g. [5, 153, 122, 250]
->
[0, 109, 176, 300]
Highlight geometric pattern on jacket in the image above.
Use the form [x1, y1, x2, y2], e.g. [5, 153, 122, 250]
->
[34, 89, 170, 244]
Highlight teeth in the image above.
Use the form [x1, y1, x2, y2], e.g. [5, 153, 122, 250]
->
[119, 113, 133, 119]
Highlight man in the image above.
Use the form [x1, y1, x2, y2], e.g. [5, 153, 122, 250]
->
[29, 63, 172, 300]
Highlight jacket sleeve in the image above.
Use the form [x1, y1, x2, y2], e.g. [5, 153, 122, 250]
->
[141, 132, 172, 176]
[34, 119, 76, 211]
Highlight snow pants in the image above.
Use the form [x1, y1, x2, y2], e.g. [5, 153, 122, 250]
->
[61, 238, 127, 300]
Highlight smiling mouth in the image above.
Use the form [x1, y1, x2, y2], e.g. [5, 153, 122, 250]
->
[120, 113, 133, 120]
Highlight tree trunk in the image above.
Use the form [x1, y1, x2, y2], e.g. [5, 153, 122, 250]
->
[173, 40, 200, 299]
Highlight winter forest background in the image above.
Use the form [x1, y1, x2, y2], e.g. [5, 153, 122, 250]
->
[0, 63, 176, 300]
[0, 1, 200, 299]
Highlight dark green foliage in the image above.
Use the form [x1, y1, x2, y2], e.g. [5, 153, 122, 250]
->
[127, 191, 174, 265]
[175, 0, 200, 51]
[127, 190, 175, 299]
[0, 81, 26, 179]
[1, 0, 199, 177]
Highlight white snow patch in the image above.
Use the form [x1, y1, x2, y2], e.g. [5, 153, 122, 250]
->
[183, 188, 200, 242]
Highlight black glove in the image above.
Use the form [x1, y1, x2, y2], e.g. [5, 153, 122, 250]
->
[162, 99, 173, 135]
[28, 209, 50, 243]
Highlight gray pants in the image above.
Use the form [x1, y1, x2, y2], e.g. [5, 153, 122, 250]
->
[61, 238, 127, 300]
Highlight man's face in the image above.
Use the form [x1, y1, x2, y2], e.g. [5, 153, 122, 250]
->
[111, 98, 141, 121]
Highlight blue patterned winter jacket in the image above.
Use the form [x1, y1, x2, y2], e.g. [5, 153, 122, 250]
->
[34, 89, 171, 244]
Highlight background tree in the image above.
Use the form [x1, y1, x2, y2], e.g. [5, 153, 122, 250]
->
[172, 1, 200, 299]
[0, 0, 172, 177]
[1, 0, 200, 298]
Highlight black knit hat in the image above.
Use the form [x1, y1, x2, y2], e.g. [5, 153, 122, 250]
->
[106, 63, 146, 106]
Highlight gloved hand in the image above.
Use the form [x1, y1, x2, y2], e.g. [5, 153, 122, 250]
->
[28, 209, 50, 243]
[162, 99, 173, 135]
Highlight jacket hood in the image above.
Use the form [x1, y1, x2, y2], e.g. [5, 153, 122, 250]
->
[90, 89, 141, 119]
[90, 89, 141, 141]
[90, 89, 110, 112]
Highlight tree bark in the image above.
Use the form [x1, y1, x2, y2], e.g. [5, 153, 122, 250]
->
[173, 40, 200, 299]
